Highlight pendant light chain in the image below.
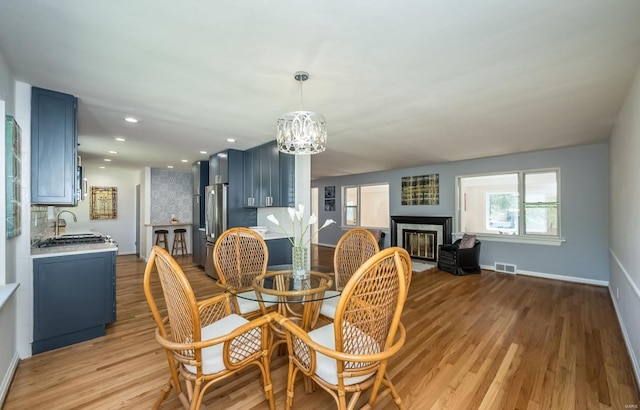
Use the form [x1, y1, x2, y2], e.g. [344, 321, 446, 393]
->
[299, 74, 304, 110]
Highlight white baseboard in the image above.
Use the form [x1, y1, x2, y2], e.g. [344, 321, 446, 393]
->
[0, 352, 19, 406]
[608, 250, 640, 392]
[481, 264, 608, 287]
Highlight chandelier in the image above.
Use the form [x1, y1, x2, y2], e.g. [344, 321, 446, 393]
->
[276, 71, 327, 155]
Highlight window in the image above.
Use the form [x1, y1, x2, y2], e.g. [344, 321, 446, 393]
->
[457, 169, 559, 239]
[342, 183, 389, 228]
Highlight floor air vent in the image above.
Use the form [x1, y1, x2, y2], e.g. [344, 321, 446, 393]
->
[494, 262, 517, 274]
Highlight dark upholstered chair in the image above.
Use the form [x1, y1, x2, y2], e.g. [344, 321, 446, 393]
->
[437, 239, 481, 276]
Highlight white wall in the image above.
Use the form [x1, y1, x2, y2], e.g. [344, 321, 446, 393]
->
[609, 63, 640, 389]
[0, 48, 19, 405]
[57, 165, 141, 255]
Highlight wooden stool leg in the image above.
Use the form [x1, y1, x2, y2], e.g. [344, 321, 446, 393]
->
[179, 233, 186, 256]
[156, 232, 169, 252]
[171, 234, 178, 256]
[172, 231, 187, 256]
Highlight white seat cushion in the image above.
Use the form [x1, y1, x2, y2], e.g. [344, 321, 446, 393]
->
[308, 322, 379, 386]
[184, 313, 257, 375]
[236, 290, 278, 315]
[319, 290, 341, 319]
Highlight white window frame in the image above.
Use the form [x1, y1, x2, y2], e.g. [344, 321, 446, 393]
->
[455, 169, 563, 246]
[341, 183, 390, 229]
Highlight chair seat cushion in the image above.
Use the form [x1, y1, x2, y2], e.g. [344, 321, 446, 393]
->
[308, 322, 378, 386]
[236, 290, 278, 315]
[184, 313, 258, 375]
[319, 290, 341, 319]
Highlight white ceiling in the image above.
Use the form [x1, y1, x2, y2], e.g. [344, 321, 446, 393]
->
[1, 1, 640, 179]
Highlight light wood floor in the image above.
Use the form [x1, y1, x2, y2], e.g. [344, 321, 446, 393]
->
[4, 246, 639, 409]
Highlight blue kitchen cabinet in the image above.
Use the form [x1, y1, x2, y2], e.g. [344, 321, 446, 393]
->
[31, 86, 79, 205]
[210, 149, 256, 228]
[266, 238, 293, 265]
[243, 140, 295, 208]
[33, 250, 117, 354]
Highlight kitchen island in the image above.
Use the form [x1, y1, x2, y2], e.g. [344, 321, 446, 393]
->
[31, 241, 118, 354]
[143, 222, 192, 260]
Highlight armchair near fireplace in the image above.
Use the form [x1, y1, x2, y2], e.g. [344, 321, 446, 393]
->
[437, 235, 481, 276]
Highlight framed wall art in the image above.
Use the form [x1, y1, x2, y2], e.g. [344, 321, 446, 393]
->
[401, 174, 440, 205]
[324, 185, 335, 198]
[90, 186, 118, 220]
[5, 115, 22, 238]
[324, 199, 336, 212]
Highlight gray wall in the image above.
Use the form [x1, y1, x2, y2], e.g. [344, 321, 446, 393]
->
[313, 142, 609, 282]
[609, 64, 640, 388]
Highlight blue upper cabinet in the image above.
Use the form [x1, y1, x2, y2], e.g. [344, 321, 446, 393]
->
[243, 140, 295, 208]
[31, 87, 79, 205]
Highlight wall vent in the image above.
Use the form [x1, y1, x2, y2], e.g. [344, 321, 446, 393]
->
[494, 262, 517, 274]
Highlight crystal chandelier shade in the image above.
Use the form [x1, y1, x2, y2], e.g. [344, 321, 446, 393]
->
[276, 71, 327, 155]
[276, 111, 327, 155]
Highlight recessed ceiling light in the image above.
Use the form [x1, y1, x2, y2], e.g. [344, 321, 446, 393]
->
[104, 158, 111, 162]
[124, 116, 138, 123]
[115, 137, 126, 142]
[200, 151, 207, 154]
[167, 165, 174, 169]
[99, 166, 106, 169]
[108, 150, 118, 154]
[227, 138, 235, 143]
[181, 159, 189, 163]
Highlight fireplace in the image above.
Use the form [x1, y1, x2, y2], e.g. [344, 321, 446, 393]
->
[390, 216, 452, 262]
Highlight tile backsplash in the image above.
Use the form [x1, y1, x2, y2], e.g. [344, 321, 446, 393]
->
[30, 205, 53, 246]
[150, 168, 193, 223]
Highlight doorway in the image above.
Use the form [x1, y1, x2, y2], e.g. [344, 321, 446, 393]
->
[135, 184, 140, 256]
[311, 187, 318, 244]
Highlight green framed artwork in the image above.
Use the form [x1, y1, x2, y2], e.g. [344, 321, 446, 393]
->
[5, 115, 22, 238]
[401, 174, 439, 205]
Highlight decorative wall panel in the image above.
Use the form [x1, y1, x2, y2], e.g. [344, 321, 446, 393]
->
[150, 168, 193, 223]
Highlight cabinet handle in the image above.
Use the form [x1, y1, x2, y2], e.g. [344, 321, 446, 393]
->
[248, 197, 255, 207]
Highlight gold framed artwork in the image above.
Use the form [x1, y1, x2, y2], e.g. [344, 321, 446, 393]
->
[90, 186, 118, 220]
[401, 174, 439, 205]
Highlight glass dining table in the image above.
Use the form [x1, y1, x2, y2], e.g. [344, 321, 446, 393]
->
[224, 264, 338, 337]
[224, 265, 339, 393]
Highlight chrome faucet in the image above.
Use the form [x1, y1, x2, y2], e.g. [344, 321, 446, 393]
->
[55, 210, 77, 237]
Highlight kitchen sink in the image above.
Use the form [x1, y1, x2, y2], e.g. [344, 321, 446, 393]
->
[37, 233, 109, 248]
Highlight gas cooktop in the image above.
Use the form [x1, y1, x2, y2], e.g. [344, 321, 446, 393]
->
[37, 234, 110, 248]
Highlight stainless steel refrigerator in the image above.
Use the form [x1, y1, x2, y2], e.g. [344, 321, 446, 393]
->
[204, 183, 227, 279]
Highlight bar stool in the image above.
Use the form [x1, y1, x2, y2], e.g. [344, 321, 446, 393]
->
[154, 229, 169, 252]
[172, 228, 187, 256]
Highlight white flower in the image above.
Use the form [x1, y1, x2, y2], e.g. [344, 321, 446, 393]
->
[267, 204, 336, 248]
[266, 214, 280, 226]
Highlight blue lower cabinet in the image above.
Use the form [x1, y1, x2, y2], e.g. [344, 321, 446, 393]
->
[33, 250, 116, 354]
[266, 238, 293, 266]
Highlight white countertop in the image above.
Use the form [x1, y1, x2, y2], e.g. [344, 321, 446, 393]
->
[261, 232, 292, 241]
[31, 242, 118, 258]
[145, 222, 192, 227]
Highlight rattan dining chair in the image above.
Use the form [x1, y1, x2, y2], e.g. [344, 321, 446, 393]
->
[319, 228, 380, 320]
[277, 247, 412, 410]
[143, 246, 276, 410]
[213, 227, 277, 319]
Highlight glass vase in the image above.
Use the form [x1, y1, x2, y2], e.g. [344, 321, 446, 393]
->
[291, 246, 308, 280]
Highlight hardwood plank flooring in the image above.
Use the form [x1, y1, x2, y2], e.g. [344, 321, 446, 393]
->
[4, 246, 639, 409]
